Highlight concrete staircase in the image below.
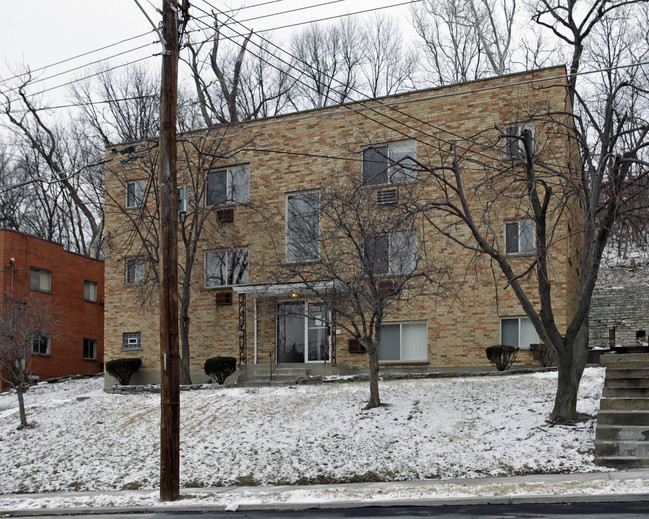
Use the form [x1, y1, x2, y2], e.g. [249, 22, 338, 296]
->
[594, 353, 649, 468]
[236, 364, 312, 387]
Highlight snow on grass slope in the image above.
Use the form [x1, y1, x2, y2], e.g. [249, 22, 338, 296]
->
[0, 368, 605, 494]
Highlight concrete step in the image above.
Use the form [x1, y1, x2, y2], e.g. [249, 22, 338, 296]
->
[606, 368, 649, 379]
[593, 456, 649, 469]
[595, 440, 649, 457]
[597, 410, 649, 426]
[599, 398, 649, 410]
[596, 424, 649, 442]
[603, 387, 649, 398]
[604, 378, 649, 389]
[601, 353, 649, 367]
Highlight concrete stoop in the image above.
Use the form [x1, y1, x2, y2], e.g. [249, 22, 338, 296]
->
[595, 353, 649, 468]
[236, 364, 316, 387]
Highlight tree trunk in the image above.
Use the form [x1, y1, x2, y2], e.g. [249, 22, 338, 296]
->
[16, 386, 28, 428]
[364, 340, 381, 409]
[550, 324, 589, 422]
[179, 309, 192, 385]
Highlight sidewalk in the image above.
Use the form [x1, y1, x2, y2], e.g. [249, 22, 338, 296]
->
[2, 470, 649, 514]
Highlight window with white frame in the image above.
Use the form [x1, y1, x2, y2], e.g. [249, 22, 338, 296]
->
[501, 316, 539, 349]
[205, 248, 249, 287]
[30, 268, 51, 292]
[504, 122, 535, 159]
[286, 191, 320, 263]
[505, 220, 534, 254]
[84, 280, 98, 302]
[206, 165, 250, 206]
[123, 332, 141, 351]
[365, 231, 418, 275]
[83, 338, 97, 360]
[32, 334, 51, 355]
[378, 321, 427, 361]
[363, 140, 417, 185]
[125, 258, 145, 285]
[126, 180, 145, 208]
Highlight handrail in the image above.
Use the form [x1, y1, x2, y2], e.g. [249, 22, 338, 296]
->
[269, 348, 278, 383]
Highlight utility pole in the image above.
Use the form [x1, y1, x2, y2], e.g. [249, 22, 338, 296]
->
[158, 0, 181, 502]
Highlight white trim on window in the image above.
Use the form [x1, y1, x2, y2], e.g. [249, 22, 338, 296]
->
[286, 191, 320, 263]
[205, 164, 250, 206]
[505, 219, 534, 255]
[205, 248, 249, 288]
[362, 140, 417, 185]
[125, 258, 145, 285]
[505, 122, 535, 160]
[30, 268, 52, 292]
[84, 280, 98, 302]
[500, 316, 538, 350]
[378, 321, 428, 362]
[83, 338, 97, 360]
[123, 332, 142, 351]
[126, 180, 145, 208]
[32, 334, 51, 355]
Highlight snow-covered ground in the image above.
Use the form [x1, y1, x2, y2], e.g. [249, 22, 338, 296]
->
[1, 367, 639, 510]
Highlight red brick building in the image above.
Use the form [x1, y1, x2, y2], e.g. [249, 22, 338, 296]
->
[0, 230, 104, 391]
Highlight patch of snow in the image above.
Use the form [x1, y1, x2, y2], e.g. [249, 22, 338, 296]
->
[0, 369, 608, 509]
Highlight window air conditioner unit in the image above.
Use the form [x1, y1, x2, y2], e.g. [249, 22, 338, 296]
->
[217, 208, 234, 223]
[376, 188, 397, 205]
[215, 291, 233, 306]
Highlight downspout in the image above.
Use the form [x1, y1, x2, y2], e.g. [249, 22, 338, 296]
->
[254, 296, 258, 364]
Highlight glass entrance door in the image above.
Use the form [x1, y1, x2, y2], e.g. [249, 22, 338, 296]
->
[277, 301, 330, 363]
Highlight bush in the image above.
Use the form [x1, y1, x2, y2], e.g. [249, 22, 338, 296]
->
[106, 358, 142, 385]
[485, 345, 519, 371]
[529, 343, 554, 367]
[204, 356, 236, 385]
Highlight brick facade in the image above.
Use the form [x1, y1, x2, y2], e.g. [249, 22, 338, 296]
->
[103, 67, 579, 385]
[0, 230, 104, 391]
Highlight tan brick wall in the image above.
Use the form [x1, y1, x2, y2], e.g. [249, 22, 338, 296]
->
[104, 67, 578, 379]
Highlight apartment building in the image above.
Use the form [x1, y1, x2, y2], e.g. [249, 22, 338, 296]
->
[103, 66, 580, 385]
[0, 229, 104, 391]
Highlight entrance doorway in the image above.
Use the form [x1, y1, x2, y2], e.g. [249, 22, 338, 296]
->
[276, 301, 330, 363]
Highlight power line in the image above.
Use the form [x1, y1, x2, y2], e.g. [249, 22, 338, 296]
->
[0, 31, 155, 88]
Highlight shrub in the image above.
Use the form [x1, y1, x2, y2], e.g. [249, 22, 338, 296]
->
[106, 358, 142, 385]
[485, 345, 519, 371]
[529, 343, 554, 367]
[204, 356, 236, 385]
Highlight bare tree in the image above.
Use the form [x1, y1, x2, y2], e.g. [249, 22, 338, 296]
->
[360, 15, 419, 97]
[0, 294, 60, 428]
[1, 76, 104, 258]
[271, 167, 449, 409]
[105, 131, 253, 384]
[289, 19, 364, 110]
[411, 0, 518, 85]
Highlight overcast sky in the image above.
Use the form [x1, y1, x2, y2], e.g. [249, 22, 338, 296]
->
[0, 0, 413, 107]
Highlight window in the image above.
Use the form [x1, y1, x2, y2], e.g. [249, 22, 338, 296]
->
[363, 140, 417, 185]
[501, 317, 538, 349]
[123, 332, 141, 351]
[206, 165, 249, 206]
[125, 258, 145, 285]
[83, 339, 97, 360]
[378, 322, 427, 361]
[505, 123, 535, 159]
[505, 220, 534, 254]
[32, 334, 51, 355]
[30, 268, 51, 292]
[286, 191, 320, 263]
[365, 232, 418, 275]
[205, 248, 249, 287]
[126, 180, 145, 208]
[84, 280, 98, 302]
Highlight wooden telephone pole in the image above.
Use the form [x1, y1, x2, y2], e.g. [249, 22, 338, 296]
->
[158, 0, 181, 502]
